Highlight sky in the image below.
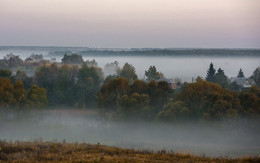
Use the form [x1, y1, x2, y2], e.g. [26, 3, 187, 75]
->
[0, 0, 260, 48]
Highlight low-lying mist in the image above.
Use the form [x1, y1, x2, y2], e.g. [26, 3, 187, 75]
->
[1, 109, 260, 158]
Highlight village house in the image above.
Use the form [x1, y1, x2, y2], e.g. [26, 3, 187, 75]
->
[157, 78, 177, 89]
[230, 77, 255, 91]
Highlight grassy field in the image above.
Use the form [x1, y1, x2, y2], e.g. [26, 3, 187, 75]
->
[0, 141, 259, 162]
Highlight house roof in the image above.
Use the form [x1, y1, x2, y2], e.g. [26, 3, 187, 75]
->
[230, 77, 255, 87]
[157, 78, 176, 84]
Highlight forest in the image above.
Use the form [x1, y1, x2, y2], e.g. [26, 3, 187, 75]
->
[0, 53, 260, 122]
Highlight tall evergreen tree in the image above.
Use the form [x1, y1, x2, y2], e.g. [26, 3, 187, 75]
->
[206, 63, 216, 82]
[215, 68, 228, 88]
[237, 68, 245, 78]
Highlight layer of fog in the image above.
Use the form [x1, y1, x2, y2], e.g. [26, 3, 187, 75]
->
[1, 109, 260, 158]
[82, 56, 260, 82]
[1, 48, 259, 82]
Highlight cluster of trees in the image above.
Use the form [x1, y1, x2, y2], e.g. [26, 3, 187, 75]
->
[97, 78, 172, 120]
[34, 63, 103, 107]
[158, 80, 260, 121]
[0, 70, 48, 109]
[1, 53, 260, 122]
[204, 63, 231, 89]
[97, 77, 260, 121]
[61, 54, 84, 65]
[0, 53, 23, 69]
[0, 53, 51, 77]
[204, 63, 260, 90]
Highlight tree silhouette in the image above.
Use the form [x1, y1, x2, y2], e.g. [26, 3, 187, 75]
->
[120, 63, 138, 84]
[145, 65, 160, 81]
[206, 63, 216, 82]
[215, 68, 228, 88]
[237, 68, 245, 78]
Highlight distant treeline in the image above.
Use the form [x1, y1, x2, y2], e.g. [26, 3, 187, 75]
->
[48, 49, 260, 57]
[0, 53, 260, 121]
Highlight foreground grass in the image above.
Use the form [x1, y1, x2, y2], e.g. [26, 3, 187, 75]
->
[0, 141, 259, 163]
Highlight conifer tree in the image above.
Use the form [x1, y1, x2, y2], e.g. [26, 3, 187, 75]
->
[206, 63, 216, 82]
[237, 68, 245, 78]
[215, 68, 228, 88]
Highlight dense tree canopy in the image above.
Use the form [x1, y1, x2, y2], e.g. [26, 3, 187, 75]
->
[0, 78, 47, 109]
[0, 54, 260, 122]
[171, 80, 242, 120]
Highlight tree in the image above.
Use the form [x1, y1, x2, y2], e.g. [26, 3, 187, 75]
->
[53, 64, 75, 106]
[200, 91, 239, 120]
[129, 80, 149, 95]
[0, 78, 16, 108]
[145, 66, 160, 81]
[35, 63, 59, 104]
[206, 63, 216, 82]
[85, 59, 98, 67]
[229, 81, 240, 92]
[119, 93, 151, 119]
[13, 80, 26, 107]
[120, 63, 138, 84]
[156, 101, 190, 122]
[103, 74, 119, 84]
[14, 70, 26, 81]
[173, 80, 225, 119]
[237, 68, 245, 78]
[13, 70, 33, 89]
[26, 54, 43, 61]
[97, 77, 129, 109]
[3, 53, 23, 68]
[215, 68, 229, 88]
[104, 61, 121, 76]
[61, 53, 84, 65]
[76, 63, 104, 107]
[239, 87, 260, 117]
[250, 67, 260, 87]
[196, 76, 202, 82]
[24, 85, 48, 108]
[0, 69, 11, 78]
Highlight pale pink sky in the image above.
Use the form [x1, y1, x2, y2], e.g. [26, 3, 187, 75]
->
[0, 0, 259, 48]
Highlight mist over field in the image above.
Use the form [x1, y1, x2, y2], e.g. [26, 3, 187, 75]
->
[1, 0, 260, 161]
[1, 109, 260, 158]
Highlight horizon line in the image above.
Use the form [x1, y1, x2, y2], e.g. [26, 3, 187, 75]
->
[0, 45, 260, 50]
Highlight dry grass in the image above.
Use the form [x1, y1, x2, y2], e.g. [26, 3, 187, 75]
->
[0, 141, 259, 163]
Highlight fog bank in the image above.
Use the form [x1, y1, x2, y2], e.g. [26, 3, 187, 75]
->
[1, 109, 260, 158]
